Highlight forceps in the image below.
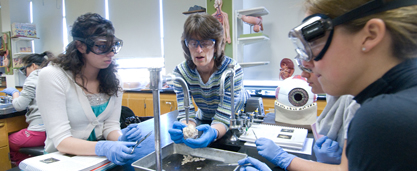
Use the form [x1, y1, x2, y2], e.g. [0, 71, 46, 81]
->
[252, 130, 258, 140]
[130, 131, 153, 154]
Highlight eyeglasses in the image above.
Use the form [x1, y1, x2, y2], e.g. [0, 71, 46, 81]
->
[73, 36, 123, 55]
[185, 39, 215, 50]
[288, 0, 417, 62]
[19, 63, 32, 76]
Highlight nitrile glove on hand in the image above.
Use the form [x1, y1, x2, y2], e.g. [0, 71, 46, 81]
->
[238, 157, 271, 171]
[0, 87, 19, 96]
[183, 124, 217, 148]
[118, 124, 142, 142]
[256, 138, 296, 170]
[168, 121, 187, 144]
[95, 141, 136, 165]
[313, 136, 343, 164]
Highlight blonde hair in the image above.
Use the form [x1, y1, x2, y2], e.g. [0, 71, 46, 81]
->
[304, 0, 417, 59]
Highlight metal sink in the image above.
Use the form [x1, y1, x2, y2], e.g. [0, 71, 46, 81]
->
[0, 103, 17, 115]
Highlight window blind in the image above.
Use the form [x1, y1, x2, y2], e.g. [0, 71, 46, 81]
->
[108, 0, 161, 58]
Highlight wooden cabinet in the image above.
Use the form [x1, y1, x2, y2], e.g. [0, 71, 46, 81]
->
[0, 118, 11, 171]
[262, 97, 327, 116]
[0, 115, 28, 171]
[123, 92, 326, 117]
[122, 92, 178, 117]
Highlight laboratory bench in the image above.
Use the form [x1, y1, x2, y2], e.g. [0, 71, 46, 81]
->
[122, 89, 327, 118]
[110, 110, 315, 171]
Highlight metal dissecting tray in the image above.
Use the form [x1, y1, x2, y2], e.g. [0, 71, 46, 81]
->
[132, 143, 247, 171]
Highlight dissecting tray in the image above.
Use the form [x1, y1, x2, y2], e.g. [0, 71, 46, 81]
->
[132, 142, 247, 171]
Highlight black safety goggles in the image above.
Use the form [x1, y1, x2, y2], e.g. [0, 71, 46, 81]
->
[74, 36, 123, 55]
[289, 0, 417, 63]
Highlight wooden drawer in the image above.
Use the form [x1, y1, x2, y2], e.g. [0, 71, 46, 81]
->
[0, 119, 7, 147]
[6, 115, 28, 133]
[0, 145, 11, 171]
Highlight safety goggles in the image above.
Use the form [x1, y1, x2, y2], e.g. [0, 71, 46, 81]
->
[185, 39, 216, 50]
[19, 63, 32, 76]
[294, 55, 312, 73]
[289, 0, 417, 63]
[73, 36, 123, 55]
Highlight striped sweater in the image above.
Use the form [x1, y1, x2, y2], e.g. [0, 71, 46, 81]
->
[173, 56, 250, 129]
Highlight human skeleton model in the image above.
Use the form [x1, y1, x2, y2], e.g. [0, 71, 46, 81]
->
[212, 0, 231, 44]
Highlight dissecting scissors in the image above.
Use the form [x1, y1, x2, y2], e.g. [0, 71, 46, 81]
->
[130, 131, 153, 154]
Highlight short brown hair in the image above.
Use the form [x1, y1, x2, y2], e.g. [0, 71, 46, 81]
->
[181, 13, 225, 70]
[304, 0, 417, 60]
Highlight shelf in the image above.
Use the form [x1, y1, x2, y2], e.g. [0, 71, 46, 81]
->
[239, 61, 270, 68]
[13, 52, 34, 58]
[236, 6, 269, 16]
[11, 37, 39, 40]
[238, 35, 270, 45]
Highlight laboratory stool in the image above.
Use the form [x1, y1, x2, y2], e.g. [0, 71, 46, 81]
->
[18, 146, 44, 156]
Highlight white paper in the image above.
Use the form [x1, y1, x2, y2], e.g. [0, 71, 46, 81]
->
[244, 138, 314, 155]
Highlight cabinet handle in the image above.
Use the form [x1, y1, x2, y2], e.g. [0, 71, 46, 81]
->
[165, 101, 173, 111]
[0, 122, 5, 128]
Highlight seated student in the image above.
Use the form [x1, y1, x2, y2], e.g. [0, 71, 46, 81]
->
[36, 13, 142, 165]
[168, 13, 250, 149]
[239, 0, 417, 170]
[1, 52, 53, 165]
[300, 64, 360, 164]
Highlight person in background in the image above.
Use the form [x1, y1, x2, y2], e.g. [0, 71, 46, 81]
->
[36, 13, 142, 166]
[302, 67, 360, 164]
[239, 0, 417, 170]
[0, 51, 53, 166]
[169, 13, 250, 149]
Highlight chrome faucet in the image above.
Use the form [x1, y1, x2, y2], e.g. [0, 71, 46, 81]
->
[148, 68, 163, 171]
[219, 64, 240, 141]
[148, 69, 192, 171]
[164, 75, 191, 124]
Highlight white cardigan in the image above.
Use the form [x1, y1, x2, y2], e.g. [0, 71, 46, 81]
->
[36, 64, 123, 153]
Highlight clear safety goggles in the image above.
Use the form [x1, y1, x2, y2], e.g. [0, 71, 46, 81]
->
[74, 36, 123, 55]
[289, 0, 417, 63]
[294, 55, 312, 73]
[185, 39, 216, 50]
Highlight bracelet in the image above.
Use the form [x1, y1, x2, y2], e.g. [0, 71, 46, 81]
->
[214, 129, 220, 142]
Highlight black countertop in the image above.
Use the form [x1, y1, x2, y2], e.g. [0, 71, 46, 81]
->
[0, 109, 26, 119]
[115, 111, 315, 171]
[124, 87, 326, 100]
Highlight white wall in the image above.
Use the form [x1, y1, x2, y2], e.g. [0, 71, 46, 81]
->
[2, 0, 306, 83]
[32, 0, 64, 55]
[163, 0, 206, 74]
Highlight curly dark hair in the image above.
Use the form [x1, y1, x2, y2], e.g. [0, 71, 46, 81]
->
[51, 13, 120, 96]
[181, 13, 225, 70]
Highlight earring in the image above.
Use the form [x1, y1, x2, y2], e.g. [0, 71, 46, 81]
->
[362, 47, 366, 51]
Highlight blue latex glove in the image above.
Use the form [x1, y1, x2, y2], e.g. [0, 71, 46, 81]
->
[168, 121, 187, 144]
[256, 138, 296, 170]
[183, 124, 217, 148]
[0, 88, 19, 96]
[313, 136, 343, 164]
[238, 157, 271, 171]
[118, 124, 142, 142]
[95, 141, 136, 165]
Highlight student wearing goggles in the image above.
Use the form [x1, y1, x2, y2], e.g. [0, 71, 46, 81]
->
[1, 52, 53, 165]
[73, 36, 123, 55]
[169, 13, 250, 149]
[36, 13, 143, 166]
[241, 0, 417, 171]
